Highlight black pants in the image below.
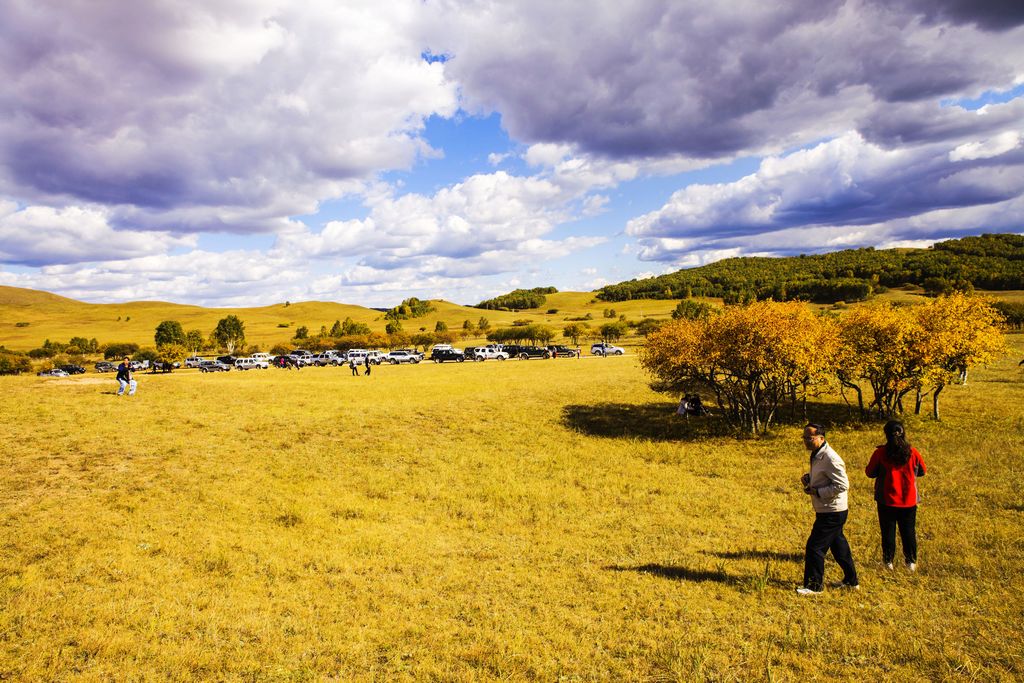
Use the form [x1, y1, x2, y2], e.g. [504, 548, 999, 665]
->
[804, 510, 858, 590]
[877, 504, 917, 564]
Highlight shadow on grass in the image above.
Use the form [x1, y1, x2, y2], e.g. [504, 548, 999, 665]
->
[705, 549, 804, 563]
[605, 564, 732, 583]
[606, 563, 792, 589]
[563, 401, 876, 441]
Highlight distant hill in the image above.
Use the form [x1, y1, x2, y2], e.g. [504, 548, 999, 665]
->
[0, 286, 678, 352]
[597, 233, 1024, 303]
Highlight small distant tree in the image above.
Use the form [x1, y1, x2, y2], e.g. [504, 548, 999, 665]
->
[385, 320, 403, 335]
[672, 299, 715, 321]
[435, 321, 448, 333]
[636, 318, 664, 336]
[600, 321, 628, 343]
[562, 323, 589, 346]
[294, 326, 309, 340]
[104, 342, 141, 360]
[330, 320, 343, 337]
[157, 343, 188, 364]
[477, 317, 491, 332]
[212, 315, 246, 354]
[154, 320, 186, 348]
[185, 329, 205, 353]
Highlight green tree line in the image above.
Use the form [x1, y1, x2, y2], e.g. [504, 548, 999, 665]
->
[598, 233, 1024, 304]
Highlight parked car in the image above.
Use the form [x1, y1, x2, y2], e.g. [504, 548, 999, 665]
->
[37, 368, 69, 377]
[366, 350, 385, 365]
[313, 351, 341, 366]
[59, 364, 86, 374]
[346, 349, 369, 365]
[469, 346, 509, 361]
[591, 342, 625, 356]
[129, 360, 150, 371]
[503, 344, 551, 360]
[547, 345, 580, 358]
[185, 356, 205, 368]
[95, 361, 117, 372]
[430, 347, 466, 363]
[387, 349, 423, 364]
[199, 360, 231, 372]
[250, 352, 273, 363]
[217, 355, 238, 366]
[235, 357, 268, 370]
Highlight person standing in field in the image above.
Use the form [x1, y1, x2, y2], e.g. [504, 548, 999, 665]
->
[349, 358, 359, 376]
[865, 420, 926, 572]
[797, 423, 859, 595]
[116, 356, 137, 396]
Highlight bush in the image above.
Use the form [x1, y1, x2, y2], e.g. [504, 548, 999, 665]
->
[15, 322, 29, 327]
[104, 342, 140, 359]
[0, 352, 32, 375]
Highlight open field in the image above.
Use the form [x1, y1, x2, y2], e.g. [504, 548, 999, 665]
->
[0, 286, 681, 353]
[2, 337, 1023, 680]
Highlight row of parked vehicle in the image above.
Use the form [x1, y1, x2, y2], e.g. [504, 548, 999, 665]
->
[51, 341, 627, 377]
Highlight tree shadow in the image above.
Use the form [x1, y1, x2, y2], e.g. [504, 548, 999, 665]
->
[562, 402, 733, 442]
[704, 549, 803, 563]
[562, 400, 878, 442]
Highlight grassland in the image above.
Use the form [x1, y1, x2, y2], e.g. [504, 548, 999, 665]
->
[2, 336, 1022, 680]
[0, 286, 681, 353]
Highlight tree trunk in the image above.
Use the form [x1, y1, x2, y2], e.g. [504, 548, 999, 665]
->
[914, 389, 923, 415]
[933, 383, 944, 420]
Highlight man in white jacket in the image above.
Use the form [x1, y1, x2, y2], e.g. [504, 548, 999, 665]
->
[797, 423, 859, 595]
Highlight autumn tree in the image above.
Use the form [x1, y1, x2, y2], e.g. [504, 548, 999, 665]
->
[562, 322, 588, 346]
[912, 293, 1006, 419]
[641, 301, 838, 433]
[836, 303, 925, 418]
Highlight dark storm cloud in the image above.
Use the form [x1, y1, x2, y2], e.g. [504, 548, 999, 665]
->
[433, 0, 1024, 160]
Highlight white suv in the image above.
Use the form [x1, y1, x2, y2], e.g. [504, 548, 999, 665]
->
[235, 357, 269, 370]
[387, 349, 423, 364]
[591, 342, 625, 356]
[185, 356, 205, 368]
[470, 346, 509, 361]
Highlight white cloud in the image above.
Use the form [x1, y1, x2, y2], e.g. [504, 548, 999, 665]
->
[0, 202, 194, 266]
[949, 131, 1022, 161]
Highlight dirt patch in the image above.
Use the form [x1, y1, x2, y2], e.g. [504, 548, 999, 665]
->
[49, 377, 111, 386]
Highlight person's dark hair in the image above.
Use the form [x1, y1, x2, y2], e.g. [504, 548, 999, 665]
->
[805, 422, 826, 438]
[883, 420, 912, 465]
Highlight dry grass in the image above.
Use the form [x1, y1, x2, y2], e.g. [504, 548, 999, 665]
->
[2, 336, 1023, 680]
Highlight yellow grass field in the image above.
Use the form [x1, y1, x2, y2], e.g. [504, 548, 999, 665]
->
[0, 286, 682, 353]
[2, 337, 1023, 680]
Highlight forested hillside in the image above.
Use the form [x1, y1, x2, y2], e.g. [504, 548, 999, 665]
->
[598, 233, 1024, 303]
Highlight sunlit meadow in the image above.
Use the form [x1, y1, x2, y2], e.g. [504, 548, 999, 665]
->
[2, 340, 1023, 680]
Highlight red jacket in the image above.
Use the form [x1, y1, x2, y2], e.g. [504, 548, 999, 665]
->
[865, 445, 926, 507]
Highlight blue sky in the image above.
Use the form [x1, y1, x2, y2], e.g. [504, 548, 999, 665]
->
[1, 1, 1022, 307]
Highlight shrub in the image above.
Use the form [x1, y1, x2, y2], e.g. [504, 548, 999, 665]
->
[15, 322, 29, 328]
[104, 342, 141, 359]
[0, 351, 32, 375]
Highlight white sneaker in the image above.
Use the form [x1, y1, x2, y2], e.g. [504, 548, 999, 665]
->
[905, 562, 917, 572]
[884, 562, 894, 571]
[796, 587, 823, 596]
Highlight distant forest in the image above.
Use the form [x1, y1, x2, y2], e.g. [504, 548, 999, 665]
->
[476, 287, 558, 311]
[597, 233, 1024, 304]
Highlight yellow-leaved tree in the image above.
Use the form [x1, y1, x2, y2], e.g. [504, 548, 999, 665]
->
[911, 293, 1006, 419]
[640, 301, 838, 433]
[836, 302, 926, 418]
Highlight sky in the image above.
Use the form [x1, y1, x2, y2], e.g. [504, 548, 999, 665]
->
[1, 0, 1022, 308]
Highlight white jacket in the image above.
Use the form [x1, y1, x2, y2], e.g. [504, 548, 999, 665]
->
[806, 442, 850, 513]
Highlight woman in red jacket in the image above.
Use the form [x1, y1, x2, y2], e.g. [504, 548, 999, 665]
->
[865, 420, 927, 571]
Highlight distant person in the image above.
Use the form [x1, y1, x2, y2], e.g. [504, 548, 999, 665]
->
[797, 423, 858, 595]
[865, 420, 927, 572]
[116, 356, 137, 396]
[349, 358, 360, 376]
[364, 358, 371, 376]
